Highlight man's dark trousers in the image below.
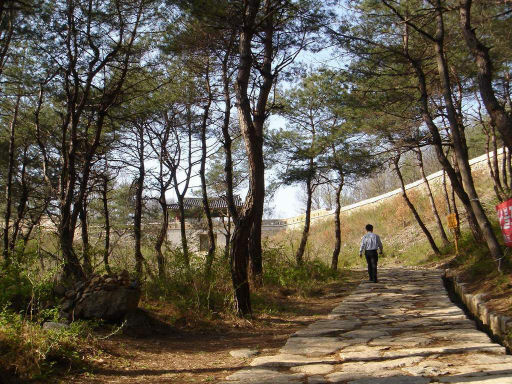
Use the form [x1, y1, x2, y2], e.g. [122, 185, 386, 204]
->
[365, 250, 378, 282]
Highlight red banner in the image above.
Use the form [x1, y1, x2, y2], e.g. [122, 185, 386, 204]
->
[496, 198, 512, 247]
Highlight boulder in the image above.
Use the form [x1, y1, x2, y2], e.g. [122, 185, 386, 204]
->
[61, 271, 141, 322]
[74, 285, 140, 321]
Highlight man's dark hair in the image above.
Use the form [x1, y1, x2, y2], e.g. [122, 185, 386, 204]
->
[365, 224, 373, 232]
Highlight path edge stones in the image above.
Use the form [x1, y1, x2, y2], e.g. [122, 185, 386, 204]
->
[444, 269, 512, 351]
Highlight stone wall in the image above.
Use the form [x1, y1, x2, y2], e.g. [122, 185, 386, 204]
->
[444, 270, 512, 351]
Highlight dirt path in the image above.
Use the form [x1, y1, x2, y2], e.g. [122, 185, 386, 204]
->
[222, 268, 512, 384]
[67, 272, 364, 384]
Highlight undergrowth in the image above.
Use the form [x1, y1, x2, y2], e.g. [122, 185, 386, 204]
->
[142, 243, 343, 323]
[0, 305, 96, 381]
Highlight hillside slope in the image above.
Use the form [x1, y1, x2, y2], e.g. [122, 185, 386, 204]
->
[269, 151, 502, 269]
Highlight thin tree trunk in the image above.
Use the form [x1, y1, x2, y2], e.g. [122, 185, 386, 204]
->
[491, 126, 502, 191]
[101, 175, 112, 275]
[199, 65, 216, 279]
[224, 213, 231, 260]
[503, 147, 509, 191]
[507, 147, 512, 189]
[477, 94, 505, 201]
[155, 193, 168, 279]
[177, 197, 190, 267]
[230, 216, 252, 316]
[10, 142, 29, 253]
[487, 125, 505, 201]
[3, 93, 20, 264]
[451, 185, 461, 237]
[331, 179, 343, 270]
[503, 146, 512, 193]
[295, 177, 313, 265]
[80, 199, 92, 276]
[0, 3, 14, 78]
[134, 128, 145, 280]
[416, 148, 450, 245]
[394, 157, 440, 256]
[249, 218, 263, 287]
[442, 170, 452, 214]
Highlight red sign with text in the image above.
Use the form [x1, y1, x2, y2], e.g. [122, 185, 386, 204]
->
[496, 198, 512, 247]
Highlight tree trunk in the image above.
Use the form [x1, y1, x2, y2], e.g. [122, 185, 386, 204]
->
[249, 214, 263, 287]
[199, 70, 216, 279]
[245, 0, 273, 295]
[442, 170, 452, 214]
[416, 148, 450, 245]
[224, 213, 231, 260]
[80, 199, 92, 276]
[101, 175, 112, 275]
[177, 197, 190, 268]
[486, 124, 505, 201]
[60, 220, 85, 280]
[134, 151, 145, 280]
[459, 0, 512, 149]
[451, 184, 461, 237]
[331, 179, 343, 270]
[295, 177, 313, 265]
[394, 157, 441, 256]
[10, 148, 29, 254]
[230, 216, 252, 316]
[229, 0, 273, 316]
[155, 193, 168, 279]
[507, 147, 512, 189]
[3, 93, 20, 264]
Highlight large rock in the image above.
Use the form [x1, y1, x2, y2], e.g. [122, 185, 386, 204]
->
[61, 271, 140, 322]
[74, 285, 140, 321]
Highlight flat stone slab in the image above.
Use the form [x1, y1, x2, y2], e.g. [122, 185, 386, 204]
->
[229, 348, 259, 358]
[290, 363, 334, 375]
[294, 319, 361, 337]
[438, 375, 512, 383]
[281, 336, 345, 356]
[343, 329, 389, 340]
[250, 353, 335, 368]
[347, 377, 431, 384]
[225, 368, 305, 383]
[222, 269, 512, 383]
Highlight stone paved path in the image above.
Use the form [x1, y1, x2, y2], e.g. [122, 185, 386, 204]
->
[223, 269, 512, 384]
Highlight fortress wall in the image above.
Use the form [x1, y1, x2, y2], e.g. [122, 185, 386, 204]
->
[277, 148, 504, 231]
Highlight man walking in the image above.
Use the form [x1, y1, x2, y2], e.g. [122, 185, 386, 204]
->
[359, 224, 383, 283]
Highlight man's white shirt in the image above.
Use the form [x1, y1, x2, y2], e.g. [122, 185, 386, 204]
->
[359, 232, 383, 254]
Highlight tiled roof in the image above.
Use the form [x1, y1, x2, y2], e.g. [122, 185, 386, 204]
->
[168, 196, 243, 211]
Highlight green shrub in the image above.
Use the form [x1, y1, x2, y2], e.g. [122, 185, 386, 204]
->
[262, 240, 340, 295]
[0, 308, 94, 380]
[143, 248, 233, 316]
